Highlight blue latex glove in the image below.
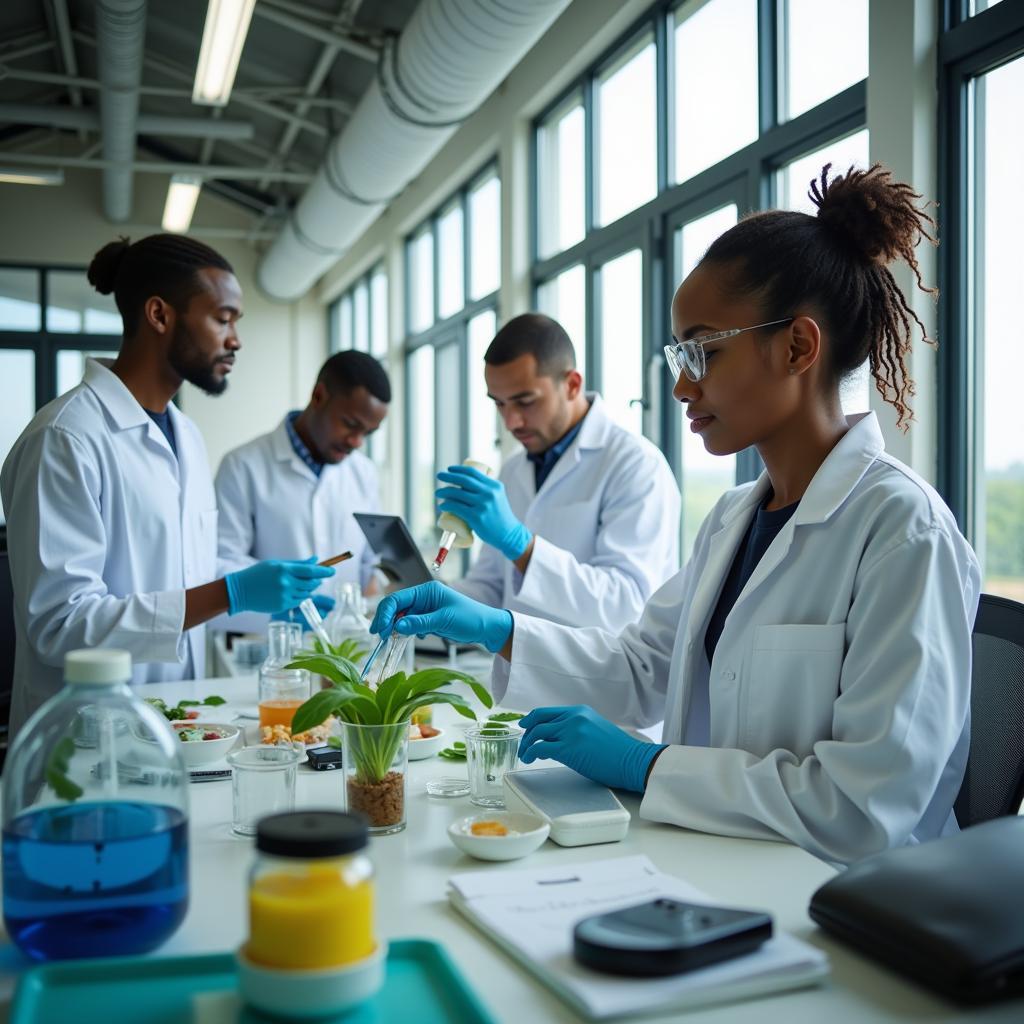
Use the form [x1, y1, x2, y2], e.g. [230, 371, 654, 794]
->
[435, 465, 532, 561]
[370, 581, 513, 654]
[271, 591, 335, 622]
[225, 557, 335, 615]
[518, 705, 666, 793]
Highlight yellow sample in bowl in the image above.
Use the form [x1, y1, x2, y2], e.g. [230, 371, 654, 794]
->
[248, 864, 374, 970]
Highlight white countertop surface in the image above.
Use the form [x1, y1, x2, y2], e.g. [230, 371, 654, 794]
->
[0, 673, 1016, 1022]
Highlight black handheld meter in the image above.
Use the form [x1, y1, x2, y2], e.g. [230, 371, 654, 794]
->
[573, 898, 772, 977]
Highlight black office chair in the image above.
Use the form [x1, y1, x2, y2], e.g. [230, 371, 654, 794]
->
[954, 593, 1024, 828]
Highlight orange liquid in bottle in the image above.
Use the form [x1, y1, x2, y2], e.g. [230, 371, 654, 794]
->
[259, 700, 303, 729]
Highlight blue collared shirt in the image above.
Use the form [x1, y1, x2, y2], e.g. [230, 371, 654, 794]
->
[285, 410, 323, 478]
[526, 413, 586, 492]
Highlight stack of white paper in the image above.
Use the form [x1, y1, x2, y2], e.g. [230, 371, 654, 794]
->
[448, 855, 828, 1019]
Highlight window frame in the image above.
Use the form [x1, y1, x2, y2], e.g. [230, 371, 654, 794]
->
[402, 161, 501, 565]
[0, 263, 122, 411]
[327, 261, 386, 356]
[937, 0, 1024, 538]
[530, 0, 868, 493]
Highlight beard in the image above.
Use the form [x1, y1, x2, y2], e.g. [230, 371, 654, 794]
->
[168, 320, 229, 396]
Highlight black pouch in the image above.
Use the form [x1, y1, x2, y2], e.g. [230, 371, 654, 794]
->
[809, 817, 1024, 1004]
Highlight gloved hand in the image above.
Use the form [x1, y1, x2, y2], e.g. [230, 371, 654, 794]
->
[518, 705, 666, 792]
[370, 581, 513, 654]
[225, 557, 335, 615]
[435, 465, 532, 561]
[271, 591, 335, 622]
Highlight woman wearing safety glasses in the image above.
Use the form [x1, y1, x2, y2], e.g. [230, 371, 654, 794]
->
[373, 164, 980, 866]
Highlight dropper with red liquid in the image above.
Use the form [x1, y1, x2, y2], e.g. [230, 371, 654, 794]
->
[431, 530, 458, 572]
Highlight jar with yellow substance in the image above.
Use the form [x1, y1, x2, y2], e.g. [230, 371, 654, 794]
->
[238, 811, 386, 1018]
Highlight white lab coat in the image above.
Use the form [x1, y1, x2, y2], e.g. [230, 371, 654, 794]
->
[1, 359, 219, 738]
[455, 394, 680, 631]
[494, 413, 981, 865]
[214, 418, 380, 631]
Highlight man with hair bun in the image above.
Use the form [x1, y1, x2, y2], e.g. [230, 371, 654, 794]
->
[1, 235, 336, 737]
[375, 165, 981, 866]
[215, 350, 391, 628]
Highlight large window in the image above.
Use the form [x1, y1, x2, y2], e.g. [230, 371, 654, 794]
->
[404, 165, 500, 568]
[533, 0, 869, 558]
[327, 264, 389, 463]
[940, 1, 1024, 601]
[0, 265, 121, 521]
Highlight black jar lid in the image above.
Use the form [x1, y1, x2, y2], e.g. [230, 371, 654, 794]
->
[256, 811, 368, 858]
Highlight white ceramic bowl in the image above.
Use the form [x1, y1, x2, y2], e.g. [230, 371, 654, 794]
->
[170, 722, 241, 767]
[236, 942, 387, 1019]
[448, 812, 550, 861]
[408, 726, 446, 761]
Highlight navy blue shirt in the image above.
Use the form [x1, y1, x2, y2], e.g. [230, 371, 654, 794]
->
[703, 495, 799, 664]
[145, 408, 177, 458]
[527, 411, 587, 492]
[285, 410, 323, 478]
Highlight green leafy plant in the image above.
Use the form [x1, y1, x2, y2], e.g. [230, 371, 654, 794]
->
[307, 637, 370, 664]
[144, 695, 226, 721]
[288, 652, 493, 785]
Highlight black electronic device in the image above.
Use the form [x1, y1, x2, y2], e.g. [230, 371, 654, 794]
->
[572, 898, 772, 977]
[352, 513, 433, 589]
[306, 745, 344, 771]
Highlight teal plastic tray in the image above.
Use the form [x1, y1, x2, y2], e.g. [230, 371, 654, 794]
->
[9, 939, 495, 1024]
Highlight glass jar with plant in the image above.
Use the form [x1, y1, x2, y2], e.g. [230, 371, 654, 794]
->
[287, 652, 492, 834]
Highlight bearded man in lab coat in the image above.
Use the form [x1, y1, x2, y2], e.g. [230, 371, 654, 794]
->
[1, 235, 335, 738]
[214, 350, 389, 630]
[437, 313, 680, 632]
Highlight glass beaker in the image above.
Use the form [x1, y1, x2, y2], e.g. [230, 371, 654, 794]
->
[323, 581, 373, 667]
[340, 721, 409, 835]
[259, 622, 309, 732]
[2, 649, 189, 961]
[465, 723, 523, 808]
[228, 745, 301, 836]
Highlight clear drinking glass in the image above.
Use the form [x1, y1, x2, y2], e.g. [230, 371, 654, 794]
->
[465, 723, 523, 808]
[227, 746, 301, 836]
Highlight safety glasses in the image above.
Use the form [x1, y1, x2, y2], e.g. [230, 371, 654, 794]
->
[664, 317, 795, 383]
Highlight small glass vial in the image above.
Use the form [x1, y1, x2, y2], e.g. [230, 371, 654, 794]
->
[259, 623, 309, 732]
[246, 812, 375, 970]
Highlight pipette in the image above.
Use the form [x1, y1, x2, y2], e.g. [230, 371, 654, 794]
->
[432, 530, 458, 572]
[299, 598, 333, 650]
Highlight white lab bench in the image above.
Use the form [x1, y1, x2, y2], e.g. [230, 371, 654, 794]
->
[0, 674, 1017, 1023]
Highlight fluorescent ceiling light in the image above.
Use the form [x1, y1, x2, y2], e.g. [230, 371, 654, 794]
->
[193, 0, 256, 106]
[0, 167, 64, 186]
[162, 175, 202, 233]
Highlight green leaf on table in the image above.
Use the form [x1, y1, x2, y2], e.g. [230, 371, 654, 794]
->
[45, 736, 83, 802]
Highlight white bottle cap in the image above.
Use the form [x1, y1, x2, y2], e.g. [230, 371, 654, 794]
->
[64, 649, 132, 685]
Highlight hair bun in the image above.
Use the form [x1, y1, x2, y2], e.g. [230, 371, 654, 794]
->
[87, 237, 131, 295]
[810, 163, 934, 268]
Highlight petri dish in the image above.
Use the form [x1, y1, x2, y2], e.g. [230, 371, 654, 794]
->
[426, 776, 471, 798]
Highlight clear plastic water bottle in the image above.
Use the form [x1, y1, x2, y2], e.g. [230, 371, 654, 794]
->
[1, 649, 189, 962]
[324, 581, 373, 665]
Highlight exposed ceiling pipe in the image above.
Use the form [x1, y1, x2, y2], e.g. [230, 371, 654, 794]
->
[96, 0, 146, 222]
[0, 103, 255, 140]
[257, 0, 571, 301]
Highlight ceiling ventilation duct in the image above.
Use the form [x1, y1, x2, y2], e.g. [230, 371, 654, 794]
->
[257, 0, 570, 301]
[96, 0, 146, 222]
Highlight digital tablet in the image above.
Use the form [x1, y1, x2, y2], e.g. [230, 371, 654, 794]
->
[353, 513, 433, 589]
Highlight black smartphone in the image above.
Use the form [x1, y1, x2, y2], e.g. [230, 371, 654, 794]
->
[573, 898, 772, 977]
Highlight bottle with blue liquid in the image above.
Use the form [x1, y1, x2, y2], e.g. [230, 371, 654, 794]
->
[2, 649, 190, 962]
